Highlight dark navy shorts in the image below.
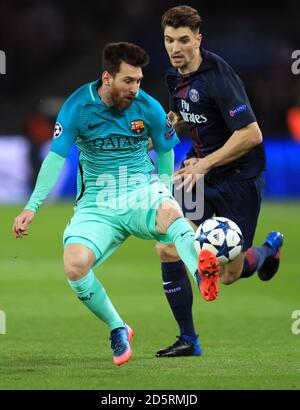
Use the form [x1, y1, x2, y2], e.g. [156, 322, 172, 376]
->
[180, 174, 265, 251]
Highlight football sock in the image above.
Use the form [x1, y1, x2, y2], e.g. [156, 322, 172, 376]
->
[166, 217, 198, 281]
[68, 269, 124, 330]
[240, 245, 274, 278]
[161, 261, 197, 338]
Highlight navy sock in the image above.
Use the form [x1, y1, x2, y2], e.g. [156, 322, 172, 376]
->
[241, 245, 274, 278]
[161, 260, 197, 338]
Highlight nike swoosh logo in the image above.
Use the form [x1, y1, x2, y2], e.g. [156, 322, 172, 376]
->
[162, 281, 173, 285]
[180, 231, 191, 237]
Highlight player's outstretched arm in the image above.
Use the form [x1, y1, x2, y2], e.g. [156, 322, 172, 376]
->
[174, 122, 263, 191]
[12, 151, 66, 239]
[202, 121, 263, 169]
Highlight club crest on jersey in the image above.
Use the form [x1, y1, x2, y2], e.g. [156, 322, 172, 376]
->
[131, 120, 145, 134]
[53, 122, 63, 139]
[189, 88, 200, 103]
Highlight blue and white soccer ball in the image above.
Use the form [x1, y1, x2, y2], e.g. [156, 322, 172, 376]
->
[194, 217, 244, 265]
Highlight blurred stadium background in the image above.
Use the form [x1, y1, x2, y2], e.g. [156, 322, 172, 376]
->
[1, 0, 300, 200]
[0, 0, 300, 390]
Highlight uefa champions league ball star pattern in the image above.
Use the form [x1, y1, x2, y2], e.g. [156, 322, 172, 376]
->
[194, 217, 244, 265]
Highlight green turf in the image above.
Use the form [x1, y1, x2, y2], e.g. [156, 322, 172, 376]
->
[1, 202, 300, 390]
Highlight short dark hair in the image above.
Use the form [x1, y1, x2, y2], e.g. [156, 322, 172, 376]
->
[102, 42, 149, 76]
[161, 5, 201, 33]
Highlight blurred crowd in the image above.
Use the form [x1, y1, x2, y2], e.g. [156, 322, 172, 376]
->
[1, 0, 300, 140]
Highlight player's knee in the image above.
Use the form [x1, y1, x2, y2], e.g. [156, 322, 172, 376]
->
[220, 274, 235, 285]
[156, 201, 183, 234]
[64, 244, 95, 281]
[155, 242, 179, 262]
[220, 265, 243, 285]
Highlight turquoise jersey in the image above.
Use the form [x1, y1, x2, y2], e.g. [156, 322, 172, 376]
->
[50, 80, 179, 206]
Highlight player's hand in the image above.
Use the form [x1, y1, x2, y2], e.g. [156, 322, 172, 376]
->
[168, 111, 182, 128]
[167, 111, 189, 134]
[183, 157, 199, 167]
[12, 210, 35, 239]
[167, 111, 176, 123]
[174, 158, 209, 192]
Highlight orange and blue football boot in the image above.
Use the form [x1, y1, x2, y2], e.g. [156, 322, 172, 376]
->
[195, 249, 220, 301]
[110, 324, 134, 366]
[258, 231, 284, 281]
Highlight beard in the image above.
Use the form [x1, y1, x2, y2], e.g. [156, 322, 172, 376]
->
[111, 89, 133, 110]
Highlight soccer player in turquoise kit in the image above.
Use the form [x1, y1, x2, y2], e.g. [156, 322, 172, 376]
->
[13, 42, 219, 366]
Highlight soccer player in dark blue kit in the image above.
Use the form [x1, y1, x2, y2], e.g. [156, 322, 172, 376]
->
[155, 5, 284, 357]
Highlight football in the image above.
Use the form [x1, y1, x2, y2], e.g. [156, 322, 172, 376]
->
[194, 217, 244, 265]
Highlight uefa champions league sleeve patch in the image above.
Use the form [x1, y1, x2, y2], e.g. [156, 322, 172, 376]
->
[165, 116, 175, 139]
[53, 122, 63, 139]
[229, 104, 248, 118]
[166, 116, 173, 129]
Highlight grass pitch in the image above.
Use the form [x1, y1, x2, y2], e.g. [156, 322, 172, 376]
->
[0, 202, 300, 390]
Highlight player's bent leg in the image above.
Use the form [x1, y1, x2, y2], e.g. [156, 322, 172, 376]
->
[156, 201, 198, 276]
[64, 242, 132, 365]
[155, 242, 199, 357]
[219, 253, 245, 285]
[156, 200, 220, 302]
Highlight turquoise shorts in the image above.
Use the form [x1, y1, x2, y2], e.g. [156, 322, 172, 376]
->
[63, 179, 177, 267]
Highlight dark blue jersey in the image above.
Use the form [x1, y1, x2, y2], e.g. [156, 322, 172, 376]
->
[166, 48, 266, 180]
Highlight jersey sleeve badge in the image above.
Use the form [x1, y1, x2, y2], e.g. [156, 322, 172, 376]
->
[165, 116, 175, 139]
[53, 122, 63, 139]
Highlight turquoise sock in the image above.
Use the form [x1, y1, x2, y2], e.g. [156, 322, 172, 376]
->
[167, 217, 198, 282]
[68, 270, 124, 331]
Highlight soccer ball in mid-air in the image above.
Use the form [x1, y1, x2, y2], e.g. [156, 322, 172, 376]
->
[194, 217, 244, 265]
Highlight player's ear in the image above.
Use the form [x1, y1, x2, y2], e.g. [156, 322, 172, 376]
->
[102, 71, 112, 86]
[196, 33, 202, 48]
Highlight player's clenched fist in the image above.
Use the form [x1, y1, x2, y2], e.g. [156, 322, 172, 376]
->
[12, 210, 35, 239]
